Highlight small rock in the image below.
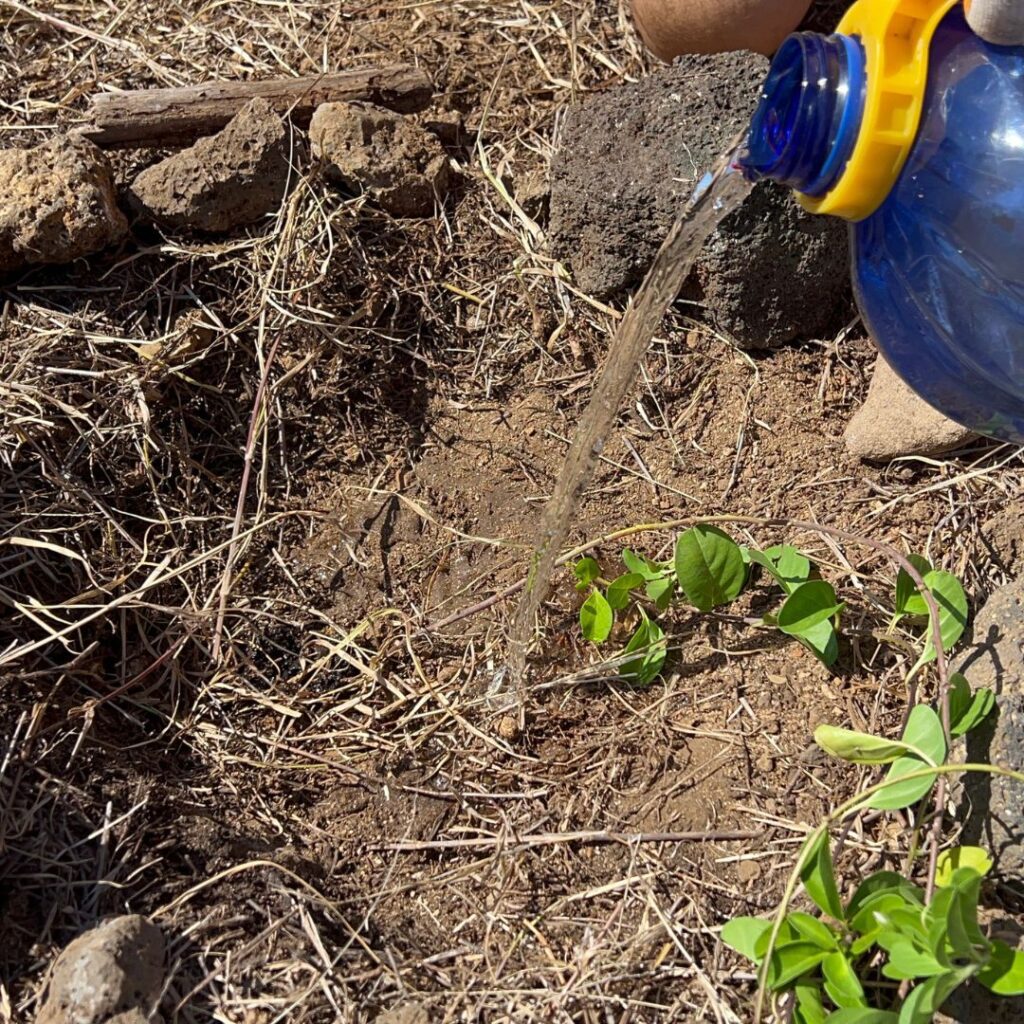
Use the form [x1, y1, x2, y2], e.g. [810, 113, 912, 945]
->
[845, 357, 978, 462]
[756, 754, 776, 774]
[0, 134, 126, 273]
[374, 1005, 429, 1024]
[35, 915, 165, 1024]
[736, 859, 763, 884]
[310, 102, 451, 218]
[129, 98, 291, 233]
[956, 577, 1024, 886]
[547, 53, 850, 349]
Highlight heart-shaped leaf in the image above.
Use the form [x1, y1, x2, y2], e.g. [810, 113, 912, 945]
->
[720, 916, 771, 963]
[920, 570, 968, 664]
[895, 554, 933, 617]
[936, 846, 993, 887]
[574, 557, 601, 592]
[979, 940, 1024, 995]
[674, 526, 746, 612]
[580, 590, 613, 643]
[778, 581, 844, 637]
[606, 572, 645, 611]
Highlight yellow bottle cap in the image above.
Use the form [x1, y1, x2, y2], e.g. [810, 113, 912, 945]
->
[799, 0, 959, 221]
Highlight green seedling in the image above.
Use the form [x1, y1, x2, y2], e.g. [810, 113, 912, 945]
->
[723, 682, 1006, 1023]
[574, 527, 969, 689]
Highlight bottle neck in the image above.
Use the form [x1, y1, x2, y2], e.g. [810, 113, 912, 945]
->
[741, 32, 867, 198]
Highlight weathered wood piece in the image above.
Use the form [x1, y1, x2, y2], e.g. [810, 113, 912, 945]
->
[79, 66, 433, 148]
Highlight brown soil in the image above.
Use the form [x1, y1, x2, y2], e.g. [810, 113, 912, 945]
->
[2, 2, 1022, 1023]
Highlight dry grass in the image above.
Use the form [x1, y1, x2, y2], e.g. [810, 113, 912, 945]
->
[1, 1, 1023, 1022]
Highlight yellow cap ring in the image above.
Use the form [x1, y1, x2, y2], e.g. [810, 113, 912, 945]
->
[798, 0, 959, 221]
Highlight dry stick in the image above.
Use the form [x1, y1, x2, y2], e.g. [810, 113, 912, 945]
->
[78, 66, 434, 148]
[373, 828, 758, 853]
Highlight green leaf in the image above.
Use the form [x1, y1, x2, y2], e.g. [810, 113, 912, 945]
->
[606, 572, 645, 611]
[768, 942, 831, 989]
[847, 872, 922, 919]
[574, 557, 601, 592]
[949, 675, 996, 738]
[800, 617, 841, 667]
[850, 892, 920, 937]
[870, 756, 938, 811]
[920, 570, 969, 664]
[795, 982, 829, 1024]
[620, 614, 666, 686]
[895, 554, 933, 617]
[814, 725, 912, 766]
[881, 940, 946, 980]
[788, 912, 840, 951]
[825, 1011, 899, 1024]
[871, 705, 946, 810]
[720, 916, 771, 963]
[902, 704, 947, 764]
[762, 544, 813, 594]
[801, 831, 844, 921]
[934, 868, 985, 959]
[621, 549, 655, 578]
[645, 574, 676, 611]
[580, 590, 613, 643]
[822, 951, 867, 1008]
[936, 847, 993, 887]
[979, 940, 1024, 995]
[898, 971, 971, 1024]
[778, 581, 845, 638]
[674, 526, 746, 612]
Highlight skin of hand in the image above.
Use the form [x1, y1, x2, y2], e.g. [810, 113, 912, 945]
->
[630, 0, 812, 60]
[965, 0, 1024, 44]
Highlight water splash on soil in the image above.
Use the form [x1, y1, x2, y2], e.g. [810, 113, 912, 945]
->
[500, 143, 753, 704]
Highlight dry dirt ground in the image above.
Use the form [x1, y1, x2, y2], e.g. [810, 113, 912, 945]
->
[2, 2, 1024, 1022]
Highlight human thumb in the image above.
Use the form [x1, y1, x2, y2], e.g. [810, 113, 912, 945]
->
[965, 0, 1024, 45]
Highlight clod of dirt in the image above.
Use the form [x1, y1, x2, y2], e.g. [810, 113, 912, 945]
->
[844, 357, 978, 462]
[957, 576, 1024, 886]
[128, 98, 291, 233]
[0, 134, 126, 274]
[983, 504, 1024, 578]
[374, 1005, 429, 1024]
[34, 915, 165, 1024]
[547, 53, 850, 349]
[309, 102, 451, 218]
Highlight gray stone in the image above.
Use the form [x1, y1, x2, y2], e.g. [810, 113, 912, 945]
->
[0, 134, 126, 273]
[845, 357, 979, 462]
[35, 914, 164, 1024]
[129, 98, 291, 233]
[957, 577, 1024, 888]
[310, 102, 451, 218]
[547, 52, 850, 349]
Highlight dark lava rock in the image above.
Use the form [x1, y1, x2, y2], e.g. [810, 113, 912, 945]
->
[0, 134, 126, 273]
[548, 52, 851, 349]
[309, 102, 451, 218]
[129, 98, 292, 233]
[957, 577, 1024, 887]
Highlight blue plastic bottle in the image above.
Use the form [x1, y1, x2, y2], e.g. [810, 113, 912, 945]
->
[741, 0, 1024, 443]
